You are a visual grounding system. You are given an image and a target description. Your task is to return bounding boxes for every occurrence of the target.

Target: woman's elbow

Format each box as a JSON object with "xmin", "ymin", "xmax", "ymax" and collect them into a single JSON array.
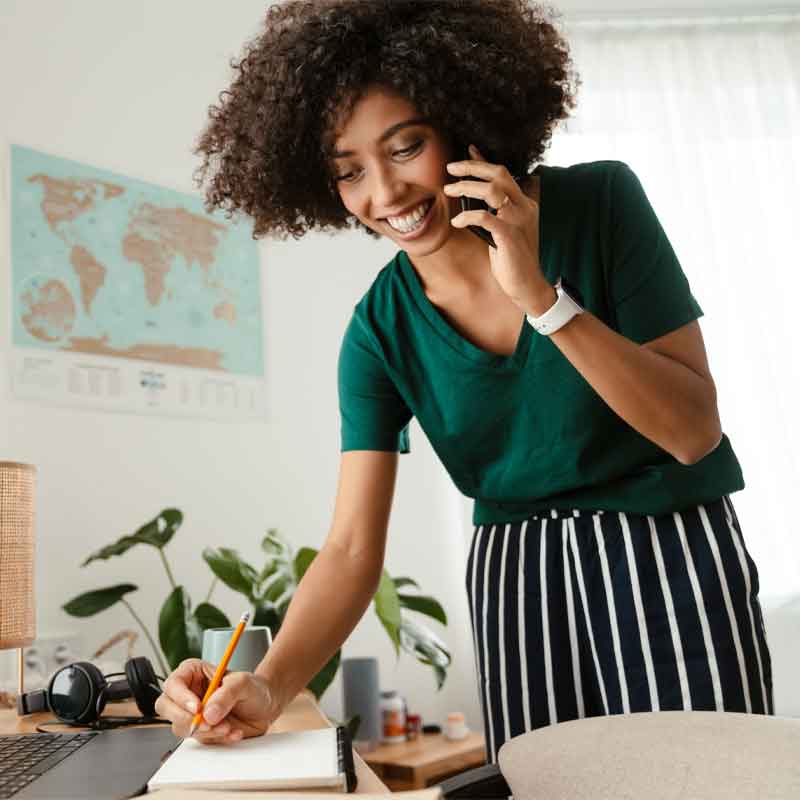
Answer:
[{"xmin": 678, "ymin": 422, "xmax": 724, "ymax": 466}]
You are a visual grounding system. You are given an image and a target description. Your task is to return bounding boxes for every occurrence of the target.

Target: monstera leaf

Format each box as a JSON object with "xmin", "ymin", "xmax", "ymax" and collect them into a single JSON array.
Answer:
[
  {"xmin": 392, "ymin": 577, "xmax": 420, "ymax": 591},
  {"xmin": 399, "ymin": 617, "xmax": 451, "ymax": 689},
  {"xmin": 397, "ymin": 593, "xmax": 447, "ymax": 626},
  {"xmin": 374, "ymin": 570, "xmax": 402, "ymax": 655},
  {"xmin": 193, "ymin": 602, "xmax": 230, "ymax": 631},
  {"xmin": 253, "ymin": 603, "xmax": 283, "ymax": 633},
  {"xmin": 307, "ymin": 649, "xmax": 341, "ymax": 701},
  {"xmin": 63, "ymin": 584, "xmax": 138, "ymax": 617},
  {"xmin": 159, "ymin": 587, "xmax": 194, "ymax": 669},
  {"xmin": 254, "ymin": 531, "xmax": 297, "ymax": 611},
  {"xmin": 293, "ymin": 547, "xmax": 317, "ymax": 581},
  {"xmin": 81, "ymin": 510, "xmax": 183, "ymax": 566},
  {"xmin": 202, "ymin": 547, "xmax": 259, "ymax": 600},
  {"xmin": 158, "ymin": 586, "xmax": 230, "ymax": 670}
]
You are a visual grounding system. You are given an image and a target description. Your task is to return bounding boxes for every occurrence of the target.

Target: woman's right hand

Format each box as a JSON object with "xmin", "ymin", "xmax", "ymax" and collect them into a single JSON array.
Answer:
[{"xmin": 154, "ymin": 658, "xmax": 285, "ymax": 744}]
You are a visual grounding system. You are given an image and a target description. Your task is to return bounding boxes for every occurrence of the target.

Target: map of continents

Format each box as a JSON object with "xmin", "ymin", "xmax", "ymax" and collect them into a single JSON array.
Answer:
[{"xmin": 10, "ymin": 144, "xmax": 263, "ymax": 376}]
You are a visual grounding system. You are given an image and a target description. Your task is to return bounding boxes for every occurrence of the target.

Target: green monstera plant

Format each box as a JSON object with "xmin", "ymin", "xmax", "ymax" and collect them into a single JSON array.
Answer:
[{"xmin": 63, "ymin": 509, "xmax": 451, "ymax": 700}]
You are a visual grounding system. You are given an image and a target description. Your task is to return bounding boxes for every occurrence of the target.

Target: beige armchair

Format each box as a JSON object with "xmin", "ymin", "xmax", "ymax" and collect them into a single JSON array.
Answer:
[{"xmin": 439, "ymin": 711, "xmax": 800, "ymax": 799}]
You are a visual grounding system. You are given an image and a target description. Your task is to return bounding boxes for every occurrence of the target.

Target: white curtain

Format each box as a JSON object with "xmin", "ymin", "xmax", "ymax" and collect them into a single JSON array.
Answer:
[
  {"xmin": 455, "ymin": 9, "xmax": 800, "ymax": 712},
  {"xmin": 550, "ymin": 9, "xmax": 800, "ymax": 603}
]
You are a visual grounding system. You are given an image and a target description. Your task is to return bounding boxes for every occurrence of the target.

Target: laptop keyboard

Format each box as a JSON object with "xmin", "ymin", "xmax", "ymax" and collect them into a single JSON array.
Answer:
[{"xmin": 0, "ymin": 733, "xmax": 98, "ymax": 798}]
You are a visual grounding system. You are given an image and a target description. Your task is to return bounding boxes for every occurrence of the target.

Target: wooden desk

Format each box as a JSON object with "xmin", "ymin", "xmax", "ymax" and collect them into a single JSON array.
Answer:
[
  {"xmin": 363, "ymin": 732, "xmax": 486, "ymax": 791},
  {"xmin": 0, "ymin": 692, "xmax": 388, "ymax": 794}
]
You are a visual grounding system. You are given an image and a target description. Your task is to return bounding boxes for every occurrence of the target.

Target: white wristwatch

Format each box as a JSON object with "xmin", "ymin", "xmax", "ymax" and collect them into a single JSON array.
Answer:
[{"xmin": 525, "ymin": 278, "xmax": 584, "ymax": 335}]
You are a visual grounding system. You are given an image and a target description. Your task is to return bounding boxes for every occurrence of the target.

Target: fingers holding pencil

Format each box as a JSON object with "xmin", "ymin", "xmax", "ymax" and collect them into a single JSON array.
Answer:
[
  {"xmin": 188, "ymin": 611, "xmax": 251, "ymax": 737},
  {"xmin": 155, "ymin": 658, "xmax": 219, "ymax": 740},
  {"xmin": 191, "ymin": 673, "xmax": 266, "ymax": 743},
  {"xmin": 161, "ymin": 658, "xmax": 211, "ymax": 712},
  {"xmin": 155, "ymin": 684, "xmax": 237, "ymax": 743},
  {"xmin": 154, "ymin": 659, "xmax": 284, "ymax": 744}
]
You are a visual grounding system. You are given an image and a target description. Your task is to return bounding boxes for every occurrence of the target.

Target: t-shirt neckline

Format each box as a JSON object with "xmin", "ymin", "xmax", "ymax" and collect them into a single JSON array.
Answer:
[{"xmin": 398, "ymin": 164, "xmax": 547, "ymax": 368}]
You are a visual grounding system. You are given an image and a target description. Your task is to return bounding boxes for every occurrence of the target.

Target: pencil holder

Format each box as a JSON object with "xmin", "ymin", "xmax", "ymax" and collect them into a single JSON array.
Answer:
[{"xmin": 201, "ymin": 625, "xmax": 271, "ymax": 672}]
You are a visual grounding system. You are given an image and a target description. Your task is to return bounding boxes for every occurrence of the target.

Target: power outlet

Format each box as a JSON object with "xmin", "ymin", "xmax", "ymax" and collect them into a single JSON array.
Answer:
[{"xmin": 21, "ymin": 633, "xmax": 85, "ymax": 691}]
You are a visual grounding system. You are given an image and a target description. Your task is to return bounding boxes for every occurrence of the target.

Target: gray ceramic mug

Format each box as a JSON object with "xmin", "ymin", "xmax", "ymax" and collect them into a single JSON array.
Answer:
[{"xmin": 201, "ymin": 625, "xmax": 272, "ymax": 672}]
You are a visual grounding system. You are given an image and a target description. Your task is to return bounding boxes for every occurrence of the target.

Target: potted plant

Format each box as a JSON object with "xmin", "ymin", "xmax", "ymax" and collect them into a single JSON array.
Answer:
[{"xmin": 63, "ymin": 509, "xmax": 451, "ymax": 700}]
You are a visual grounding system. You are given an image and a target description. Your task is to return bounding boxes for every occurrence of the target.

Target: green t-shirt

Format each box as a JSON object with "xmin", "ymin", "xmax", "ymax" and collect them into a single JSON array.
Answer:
[{"xmin": 338, "ymin": 160, "xmax": 744, "ymax": 524}]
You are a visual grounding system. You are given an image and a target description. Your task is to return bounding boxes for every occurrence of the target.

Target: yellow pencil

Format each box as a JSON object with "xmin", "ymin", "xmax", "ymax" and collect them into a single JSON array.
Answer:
[{"xmin": 188, "ymin": 611, "xmax": 250, "ymax": 738}]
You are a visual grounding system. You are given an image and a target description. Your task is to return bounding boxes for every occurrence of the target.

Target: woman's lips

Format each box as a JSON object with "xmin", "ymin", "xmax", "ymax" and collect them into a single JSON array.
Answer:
[{"xmin": 384, "ymin": 198, "xmax": 436, "ymax": 240}]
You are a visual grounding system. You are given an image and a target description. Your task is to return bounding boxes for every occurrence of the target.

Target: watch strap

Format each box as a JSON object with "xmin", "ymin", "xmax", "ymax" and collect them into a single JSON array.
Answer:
[{"xmin": 525, "ymin": 279, "xmax": 584, "ymax": 335}]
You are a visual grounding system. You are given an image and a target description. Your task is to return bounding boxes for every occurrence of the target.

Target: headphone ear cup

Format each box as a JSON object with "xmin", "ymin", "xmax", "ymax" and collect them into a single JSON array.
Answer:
[
  {"xmin": 50, "ymin": 661, "xmax": 105, "ymax": 725},
  {"xmin": 126, "ymin": 656, "xmax": 160, "ymax": 717},
  {"xmin": 80, "ymin": 662, "xmax": 108, "ymax": 723}
]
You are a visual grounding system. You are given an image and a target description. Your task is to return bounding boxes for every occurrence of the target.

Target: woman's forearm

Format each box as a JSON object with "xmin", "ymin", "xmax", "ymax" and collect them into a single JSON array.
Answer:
[
  {"xmin": 548, "ymin": 310, "xmax": 721, "ymax": 465},
  {"xmin": 254, "ymin": 540, "xmax": 382, "ymax": 706}
]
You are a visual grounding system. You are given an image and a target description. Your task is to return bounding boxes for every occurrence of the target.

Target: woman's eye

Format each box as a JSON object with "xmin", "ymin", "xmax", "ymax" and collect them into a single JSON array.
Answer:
[
  {"xmin": 394, "ymin": 141, "xmax": 423, "ymax": 157},
  {"xmin": 334, "ymin": 141, "xmax": 422, "ymax": 183},
  {"xmin": 335, "ymin": 170, "xmax": 360, "ymax": 183}
]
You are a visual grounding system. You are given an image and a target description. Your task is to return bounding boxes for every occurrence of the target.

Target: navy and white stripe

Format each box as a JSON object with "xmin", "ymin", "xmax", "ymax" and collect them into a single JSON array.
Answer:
[{"xmin": 465, "ymin": 495, "xmax": 773, "ymax": 763}]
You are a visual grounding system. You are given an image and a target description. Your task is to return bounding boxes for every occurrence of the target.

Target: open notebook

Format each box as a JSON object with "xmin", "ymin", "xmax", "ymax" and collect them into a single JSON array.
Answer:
[{"xmin": 148, "ymin": 725, "xmax": 357, "ymax": 793}]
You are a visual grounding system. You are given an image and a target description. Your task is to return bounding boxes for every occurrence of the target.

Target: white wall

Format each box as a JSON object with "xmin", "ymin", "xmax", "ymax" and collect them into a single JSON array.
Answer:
[{"xmin": 0, "ymin": 0, "xmax": 481, "ymax": 730}]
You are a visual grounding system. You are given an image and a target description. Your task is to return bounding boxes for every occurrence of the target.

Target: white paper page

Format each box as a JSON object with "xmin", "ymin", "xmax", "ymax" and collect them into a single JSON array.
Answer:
[{"xmin": 148, "ymin": 727, "xmax": 343, "ymax": 791}]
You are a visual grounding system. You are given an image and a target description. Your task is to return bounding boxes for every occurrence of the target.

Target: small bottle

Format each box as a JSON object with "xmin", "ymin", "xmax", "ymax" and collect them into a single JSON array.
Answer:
[
  {"xmin": 406, "ymin": 713, "xmax": 422, "ymax": 740},
  {"xmin": 444, "ymin": 711, "xmax": 469, "ymax": 740},
  {"xmin": 380, "ymin": 690, "xmax": 407, "ymax": 743}
]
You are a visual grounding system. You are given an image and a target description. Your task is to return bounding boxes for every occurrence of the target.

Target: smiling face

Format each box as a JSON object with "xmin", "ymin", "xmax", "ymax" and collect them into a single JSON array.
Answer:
[{"xmin": 330, "ymin": 86, "xmax": 465, "ymax": 256}]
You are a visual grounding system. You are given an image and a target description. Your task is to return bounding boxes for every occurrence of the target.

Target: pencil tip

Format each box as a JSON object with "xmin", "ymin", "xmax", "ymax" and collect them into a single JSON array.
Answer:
[{"xmin": 188, "ymin": 723, "xmax": 197, "ymax": 738}]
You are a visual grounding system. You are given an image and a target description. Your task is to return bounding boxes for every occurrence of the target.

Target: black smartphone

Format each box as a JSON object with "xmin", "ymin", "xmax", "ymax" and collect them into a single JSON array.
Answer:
[
  {"xmin": 460, "ymin": 193, "xmax": 497, "ymax": 248},
  {"xmin": 457, "ymin": 146, "xmax": 497, "ymax": 248},
  {"xmin": 453, "ymin": 147, "xmax": 529, "ymax": 249}
]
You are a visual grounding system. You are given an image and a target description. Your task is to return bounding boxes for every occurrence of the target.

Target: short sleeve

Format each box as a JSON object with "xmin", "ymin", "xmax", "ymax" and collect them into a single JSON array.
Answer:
[
  {"xmin": 338, "ymin": 312, "xmax": 412, "ymax": 453},
  {"xmin": 609, "ymin": 162, "xmax": 703, "ymax": 344}
]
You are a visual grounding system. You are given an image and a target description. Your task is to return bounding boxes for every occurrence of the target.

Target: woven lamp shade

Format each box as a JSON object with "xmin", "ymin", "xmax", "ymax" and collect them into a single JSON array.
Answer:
[{"xmin": 0, "ymin": 462, "xmax": 36, "ymax": 650}]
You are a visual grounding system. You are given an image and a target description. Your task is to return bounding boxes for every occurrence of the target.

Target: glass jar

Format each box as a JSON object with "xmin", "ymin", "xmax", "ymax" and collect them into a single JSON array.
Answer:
[{"xmin": 380, "ymin": 690, "xmax": 407, "ymax": 743}]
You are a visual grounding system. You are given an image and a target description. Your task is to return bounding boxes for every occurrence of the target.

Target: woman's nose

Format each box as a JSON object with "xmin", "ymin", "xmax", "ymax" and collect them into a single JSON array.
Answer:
[{"xmin": 369, "ymin": 166, "xmax": 408, "ymax": 211}]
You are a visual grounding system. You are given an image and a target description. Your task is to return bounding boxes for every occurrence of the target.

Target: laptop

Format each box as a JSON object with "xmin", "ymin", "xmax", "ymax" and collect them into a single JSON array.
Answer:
[{"xmin": 0, "ymin": 727, "xmax": 178, "ymax": 799}]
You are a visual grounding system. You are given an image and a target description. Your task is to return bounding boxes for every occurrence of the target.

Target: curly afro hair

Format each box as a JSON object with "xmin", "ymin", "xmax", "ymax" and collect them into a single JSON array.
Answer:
[{"xmin": 193, "ymin": 0, "xmax": 580, "ymax": 240}]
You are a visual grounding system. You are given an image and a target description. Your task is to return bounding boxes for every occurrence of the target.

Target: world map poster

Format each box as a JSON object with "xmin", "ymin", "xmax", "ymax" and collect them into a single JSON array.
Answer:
[{"xmin": 7, "ymin": 144, "xmax": 266, "ymax": 419}]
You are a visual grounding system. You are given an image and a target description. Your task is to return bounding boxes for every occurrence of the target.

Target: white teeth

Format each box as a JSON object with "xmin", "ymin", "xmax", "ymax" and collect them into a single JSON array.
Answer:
[{"xmin": 387, "ymin": 200, "xmax": 431, "ymax": 232}]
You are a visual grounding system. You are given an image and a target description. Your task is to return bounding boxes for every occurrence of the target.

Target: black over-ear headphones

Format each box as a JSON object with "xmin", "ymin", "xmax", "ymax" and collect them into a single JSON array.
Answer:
[{"xmin": 17, "ymin": 657, "xmax": 166, "ymax": 728}]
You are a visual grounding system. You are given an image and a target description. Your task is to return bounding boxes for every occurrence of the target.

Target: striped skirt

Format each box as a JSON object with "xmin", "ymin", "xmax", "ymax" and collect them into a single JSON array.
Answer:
[{"xmin": 465, "ymin": 495, "xmax": 773, "ymax": 763}]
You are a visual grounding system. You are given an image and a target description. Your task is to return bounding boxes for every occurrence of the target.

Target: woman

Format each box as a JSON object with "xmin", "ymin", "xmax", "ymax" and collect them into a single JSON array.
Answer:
[{"xmin": 154, "ymin": 0, "xmax": 773, "ymax": 761}]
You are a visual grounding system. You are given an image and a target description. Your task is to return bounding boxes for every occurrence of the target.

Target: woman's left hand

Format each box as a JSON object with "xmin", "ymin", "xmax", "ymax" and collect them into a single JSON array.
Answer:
[{"xmin": 444, "ymin": 144, "xmax": 553, "ymax": 314}]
